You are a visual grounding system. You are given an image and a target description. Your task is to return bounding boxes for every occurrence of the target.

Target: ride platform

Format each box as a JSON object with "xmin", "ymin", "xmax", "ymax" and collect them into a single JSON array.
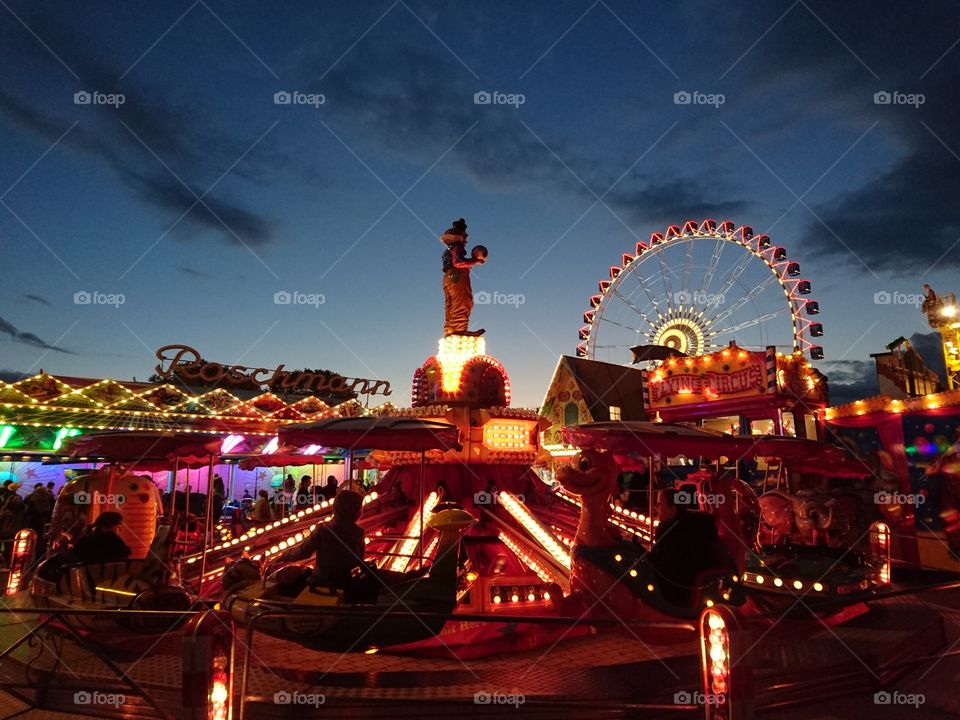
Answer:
[{"xmin": 0, "ymin": 589, "xmax": 951, "ymax": 719}]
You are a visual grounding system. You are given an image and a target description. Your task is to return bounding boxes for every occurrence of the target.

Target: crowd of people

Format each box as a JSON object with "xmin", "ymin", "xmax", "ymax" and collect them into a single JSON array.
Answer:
[
  {"xmin": 0, "ymin": 480, "xmax": 56, "ymax": 560},
  {"xmin": 238, "ymin": 475, "xmax": 341, "ymax": 532}
]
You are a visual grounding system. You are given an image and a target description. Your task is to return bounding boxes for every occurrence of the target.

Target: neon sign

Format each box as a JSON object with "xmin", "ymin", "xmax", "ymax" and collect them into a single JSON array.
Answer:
[
  {"xmin": 154, "ymin": 345, "xmax": 391, "ymax": 398},
  {"xmin": 647, "ymin": 348, "xmax": 769, "ymax": 408}
]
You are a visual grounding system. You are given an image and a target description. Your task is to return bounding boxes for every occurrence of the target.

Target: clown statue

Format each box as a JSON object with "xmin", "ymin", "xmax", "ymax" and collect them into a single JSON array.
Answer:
[{"xmin": 440, "ymin": 218, "xmax": 487, "ymax": 337}]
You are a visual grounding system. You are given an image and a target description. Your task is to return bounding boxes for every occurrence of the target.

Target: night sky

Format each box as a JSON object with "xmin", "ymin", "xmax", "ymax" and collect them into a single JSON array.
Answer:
[{"xmin": 2, "ymin": 1, "xmax": 958, "ymax": 408}]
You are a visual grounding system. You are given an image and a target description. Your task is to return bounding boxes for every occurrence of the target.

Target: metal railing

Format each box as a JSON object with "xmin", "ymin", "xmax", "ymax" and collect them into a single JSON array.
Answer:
[
  {"xmin": 0, "ymin": 605, "xmax": 208, "ymax": 720},
  {"xmin": 235, "ymin": 603, "xmax": 699, "ymax": 719},
  {"xmin": 3, "ymin": 565, "xmax": 955, "ymax": 718}
]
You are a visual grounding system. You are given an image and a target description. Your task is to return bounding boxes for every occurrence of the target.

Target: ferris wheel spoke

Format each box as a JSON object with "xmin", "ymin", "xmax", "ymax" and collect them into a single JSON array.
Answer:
[
  {"xmin": 681, "ymin": 239, "xmax": 695, "ymax": 297},
  {"xmin": 610, "ymin": 286, "xmax": 653, "ymax": 326},
  {"xmin": 654, "ymin": 249, "xmax": 677, "ymax": 311},
  {"xmin": 627, "ymin": 262, "xmax": 667, "ymax": 316},
  {"xmin": 598, "ymin": 315, "xmax": 645, "ymax": 334},
  {"xmin": 708, "ymin": 306, "xmax": 790, "ymax": 337},
  {"xmin": 699, "ymin": 238, "xmax": 725, "ymax": 296},
  {"xmin": 706, "ymin": 273, "xmax": 780, "ymax": 327},
  {"xmin": 710, "ymin": 251, "xmax": 755, "ymax": 311}
]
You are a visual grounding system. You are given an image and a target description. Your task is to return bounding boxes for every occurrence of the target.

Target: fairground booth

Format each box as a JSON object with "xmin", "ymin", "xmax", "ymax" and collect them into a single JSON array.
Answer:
[
  {"xmin": 541, "ymin": 343, "xmax": 829, "ymax": 457},
  {"xmin": 0, "ymin": 344, "xmax": 396, "ymax": 498}
]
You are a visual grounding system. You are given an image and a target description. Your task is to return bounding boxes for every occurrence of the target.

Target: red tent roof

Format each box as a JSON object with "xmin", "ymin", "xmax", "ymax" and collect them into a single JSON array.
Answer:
[
  {"xmin": 62, "ymin": 431, "xmax": 221, "ymax": 468},
  {"xmin": 280, "ymin": 416, "xmax": 461, "ymax": 452},
  {"xmin": 238, "ymin": 453, "xmax": 332, "ymax": 470},
  {"xmin": 562, "ymin": 422, "xmax": 852, "ymax": 464}
]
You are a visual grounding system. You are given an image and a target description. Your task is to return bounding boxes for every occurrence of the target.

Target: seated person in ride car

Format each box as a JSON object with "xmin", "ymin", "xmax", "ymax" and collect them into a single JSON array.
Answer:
[
  {"xmin": 274, "ymin": 490, "xmax": 366, "ymax": 590},
  {"xmin": 251, "ymin": 489, "xmax": 272, "ymax": 523},
  {"xmin": 321, "ymin": 475, "xmax": 339, "ymax": 502},
  {"xmin": 650, "ymin": 490, "xmax": 719, "ymax": 606},
  {"xmin": 73, "ymin": 512, "xmax": 132, "ymax": 564}
]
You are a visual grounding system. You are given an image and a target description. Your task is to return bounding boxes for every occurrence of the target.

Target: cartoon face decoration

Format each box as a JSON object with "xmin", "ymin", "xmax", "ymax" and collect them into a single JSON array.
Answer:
[{"xmin": 556, "ymin": 449, "xmax": 618, "ymax": 499}]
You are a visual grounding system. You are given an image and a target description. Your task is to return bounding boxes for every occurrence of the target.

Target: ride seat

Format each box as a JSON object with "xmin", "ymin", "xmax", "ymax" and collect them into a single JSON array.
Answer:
[
  {"xmin": 686, "ymin": 540, "xmax": 737, "ymax": 610},
  {"xmin": 650, "ymin": 511, "xmax": 737, "ymax": 614}
]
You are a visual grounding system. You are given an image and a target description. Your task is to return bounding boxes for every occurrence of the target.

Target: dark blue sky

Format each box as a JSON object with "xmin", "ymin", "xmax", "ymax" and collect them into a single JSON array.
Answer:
[{"xmin": 2, "ymin": 1, "xmax": 958, "ymax": 407}]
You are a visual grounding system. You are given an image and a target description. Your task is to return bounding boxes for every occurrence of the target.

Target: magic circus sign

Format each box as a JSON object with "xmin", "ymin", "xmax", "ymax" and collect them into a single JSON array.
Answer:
[
  {"xmin": 648, "ymin": 365, "xmax": 764, "ymax": 404},
  {"xmin": 646, "ymin": 346, "xmax": 770, "ymax": 408},
  {"xmin": 154, "ymin": 345, "xmax": 392, "ymax": 398}
]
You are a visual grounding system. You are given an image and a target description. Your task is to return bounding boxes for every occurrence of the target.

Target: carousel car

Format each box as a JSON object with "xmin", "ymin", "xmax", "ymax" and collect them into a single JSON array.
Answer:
[
  {"xmin": 28, "ymin": 466, "xmax": 194, "ymax": 633},
  {"xmin": 222, "ymin": 503, "xmax": 477, "ymax": 651},
  {"xmin": 559, "ymin": 422, "xmax": 891, "ymax": 614},
  {"xmin": 742, "ymin": 532, "xmax": 891, "ymax": 609},
  {"xmin": 29, "ymin": 521, "xmax": 194, "ymax": 633},
  {"xmin": 552, "ymin": 447, "xmax": 745, "ymax": 627}
]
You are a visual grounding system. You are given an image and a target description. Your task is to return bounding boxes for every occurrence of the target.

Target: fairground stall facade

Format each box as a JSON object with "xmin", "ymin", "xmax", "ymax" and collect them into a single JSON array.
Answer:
[
  {"xmin": 0, "ymin": 344, "xmax": 393, "ymax": 496},
  {"xmin": 642, "ymin": 344, "xmax": 828, "ymax": 437},
  {"xmin": 540, "ymin": 343, "xmax": 829, "ymax": 456}
]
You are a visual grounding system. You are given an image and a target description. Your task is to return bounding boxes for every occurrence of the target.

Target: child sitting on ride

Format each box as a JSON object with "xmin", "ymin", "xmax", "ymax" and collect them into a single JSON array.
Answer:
[
  {"xmin": 650, "ymin": 489, "xmax": 721, "ymax": 606},
  {"xmin": 73, "ymin": 511, "xmax": 133, "ymax": 564},
  {"xmin": 271, "ymin": 490, "xmax": 368, "ymax": 595},
  {"xmin": 556, "ymin": 450, "xmax": 737, "ymax": 616},
  {"xmin": 251, "ymin": 489, "xmax": 272, "ymax": 523},
  {"xmin": 39, "ymin": 511, "xmax": 133, "ymax": 581}
]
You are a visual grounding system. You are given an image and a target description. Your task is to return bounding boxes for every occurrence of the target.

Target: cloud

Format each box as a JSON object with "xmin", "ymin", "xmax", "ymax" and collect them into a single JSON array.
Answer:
[
  {"xmin": 312, "ymin": 42, "xmax": 749, "ymax": 229},
  {"xmin": 711, "ymin": 2, "xmax": 960, "ymax": 272},
  {"xmin": 822, "ymin": 359, "xmax": 877, "ymax": 405},
  {"xmin": 602, "ymin": 179, "xmax": 748, "ymax": 229},
  {"xmin": 0, "ymin": 370, "xmax": 28, "ymax": 383},
  {"xmin": 0, "ymin": 316, "xmax": 72, "ymax": 354},
  {"xmin": 0, "ymin": 11, "xmax": 281, "ymax": 249},
  {"xmin": 23, "ymin": 294, "xmax": 51, "ymax": 306},
  {"xmin": 177, "ymin": 265, "xmax": 212, "ymax": 279}
]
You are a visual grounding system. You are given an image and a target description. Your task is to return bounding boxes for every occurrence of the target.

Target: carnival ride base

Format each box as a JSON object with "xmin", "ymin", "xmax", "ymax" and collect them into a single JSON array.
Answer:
[{"xmin": 0, "ymin": 590, "xmax": 956, "ymax": 719}]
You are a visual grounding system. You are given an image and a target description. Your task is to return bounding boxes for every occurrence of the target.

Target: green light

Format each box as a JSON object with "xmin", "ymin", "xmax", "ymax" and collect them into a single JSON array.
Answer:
[
  {"xmin": 52, "ymin": 428, "xmax": 81, "ymax": 451},
  {"xmin": 0, "ymin": 426, "xmax": 14, "ymax": 449}
]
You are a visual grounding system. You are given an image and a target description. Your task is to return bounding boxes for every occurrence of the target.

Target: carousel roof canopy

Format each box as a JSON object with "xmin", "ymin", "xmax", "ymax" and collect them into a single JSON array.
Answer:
[
  {"xmin": 562, "ymin": 421, "xmax": 851, "ymax": 462},
  {"xmin": 60, "ymin": 430, "xmax": 222, "ymax": 468},
  {"xmin": 562, "ymin": 421, "xmax": 749, "ymax": 458},
  {"xmin": 280, "ymin": 416, "xmax": 462, "ymax": 452}
]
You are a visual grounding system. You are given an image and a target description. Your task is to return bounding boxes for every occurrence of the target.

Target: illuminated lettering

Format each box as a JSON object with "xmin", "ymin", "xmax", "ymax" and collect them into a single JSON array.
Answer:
[
  {"xmin": 649, "ymin": 363, "xmax": 764, "ymax": 406},
  {"xmin": 153, "ymin": 345, "xmax": 390, "ymax": 397}
]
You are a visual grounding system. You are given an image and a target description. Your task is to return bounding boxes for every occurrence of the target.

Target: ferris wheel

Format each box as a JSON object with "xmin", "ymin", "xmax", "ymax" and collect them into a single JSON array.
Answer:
[{"xmin": 577, "ymin": 219, "xmax": 823, "ymax": 363}]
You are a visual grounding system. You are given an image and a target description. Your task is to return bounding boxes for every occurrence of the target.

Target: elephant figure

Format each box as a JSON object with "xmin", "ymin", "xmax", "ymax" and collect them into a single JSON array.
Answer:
[
  {"xmin": 759, "ymin": 490, "xmax": 868, "ymax": 548},
  {"xmin": 758, "ymin": 490, "xmax": 801, "ymax": 545},
  {"xmin": 822, "ymin": 491, "xmax": 871, "ymax": 547}
]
